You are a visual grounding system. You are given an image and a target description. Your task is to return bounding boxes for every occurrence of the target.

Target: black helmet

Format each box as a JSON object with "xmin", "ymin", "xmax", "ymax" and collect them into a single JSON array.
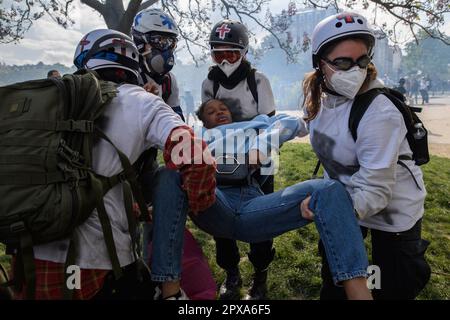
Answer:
[{"xmin": 209, "ymin": 19, "xmax": 249, "ymax": 50}]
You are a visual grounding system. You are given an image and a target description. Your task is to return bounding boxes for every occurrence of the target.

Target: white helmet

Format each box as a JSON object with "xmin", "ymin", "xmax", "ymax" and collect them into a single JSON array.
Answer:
[
  {"xmin": 311, "ymin": 12, "xmax": 375, "ymax": 69},
  {"xmin": 132, "ymin": 8, "xmax": 179, "ymax": 37},
  {"xmin": 73, "ymin": 29, "xmax": 140, "ymax": 80}
]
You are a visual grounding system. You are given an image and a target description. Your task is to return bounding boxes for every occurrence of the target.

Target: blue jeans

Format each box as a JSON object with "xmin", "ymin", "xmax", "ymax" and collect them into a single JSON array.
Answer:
[
  {"xmin": 150, "ymin": 168, "xmax": 188, "ymax": 282},
  {"xmin": 151, "ymin": 168, "xmax": 369, "ymax": 284}
]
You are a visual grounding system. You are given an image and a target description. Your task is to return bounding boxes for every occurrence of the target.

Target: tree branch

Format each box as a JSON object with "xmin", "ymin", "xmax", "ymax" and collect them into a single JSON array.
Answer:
[
  {"xmin": 371, "ymin": 0, "xmax": 445, "ymax": 17},
  {"xmin": 119, "ymin": 0, "xmax": 143, "ymax": 34},
  {"xmin": 80, "ymin": 0, "xmax": 106, "ymax": 16},
  {"xmin": 304, "ymin": 0, "xmax": 330, "ymax": 9},
  {"xmin": 160, "ymin": 0, "xmax": 210, "ymax": 65},
  {"xmin": 37, "ymin": 0, "xmax": 73, "ymax": 28},
  {"xmin": 139, "ymin": 0, "xmax": 159, "ymax": 11},
  {"xmin": 220, "ymin": 0, "xmax": 297, "ymax": 61},
  {"xmin": 186, "ymin": 0, "xmax": 205, "ymax": 32},
  {"xmin": 370, "ymin": 0, "xmax": 450, "ymax": 45}
]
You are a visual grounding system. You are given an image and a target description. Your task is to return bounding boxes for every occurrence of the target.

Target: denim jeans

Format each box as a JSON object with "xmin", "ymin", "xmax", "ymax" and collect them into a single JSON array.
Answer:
[
  {"xmin": 214, "ymin": 175, "xmax": 275, "ymax": 273},
  {"xmin": 319, "ymin": 219, "xmax": 431, "ymax": 300},
  {"xmin": 149, "ymin": 168, "xmax": 188, "ymax": 282},
  {"xmin": 151, "ymin": 168, "xmax": 369, "ymax": 284}
]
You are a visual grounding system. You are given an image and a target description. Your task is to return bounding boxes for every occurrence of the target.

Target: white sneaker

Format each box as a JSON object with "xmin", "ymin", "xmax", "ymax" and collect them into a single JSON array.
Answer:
[
  {"xmin": 165, "ymin": 289, "xmax": 189, "ymax": 300},
  {"xmin": 154, "ymin": 287, "xmax": 189, "ymax": 300}
]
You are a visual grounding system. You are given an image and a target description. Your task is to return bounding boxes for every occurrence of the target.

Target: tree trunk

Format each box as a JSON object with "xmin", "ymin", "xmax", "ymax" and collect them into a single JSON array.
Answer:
[
  {"xmin": 118, "ymin": 0, "xmax": 144, "ymax": 35},
  {"xmin": 80, "ymin": 0, "xmax": 161, "ymax": 35},
  {"xmin": 103, "ymin": 6, "xmax": 125, "ymax": 31}
]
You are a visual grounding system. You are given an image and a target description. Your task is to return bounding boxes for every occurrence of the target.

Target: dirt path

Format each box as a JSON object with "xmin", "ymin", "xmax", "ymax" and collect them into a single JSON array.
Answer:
[{"xmin": 420, "ymin": 96, "xmax": 450, "ymax": 158}]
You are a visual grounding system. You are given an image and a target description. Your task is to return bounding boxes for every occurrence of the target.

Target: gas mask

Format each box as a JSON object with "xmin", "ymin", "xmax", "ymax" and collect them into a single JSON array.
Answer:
[{"xmin": 142, "ymin": 48, "xmax": 175, "ymax": 76}]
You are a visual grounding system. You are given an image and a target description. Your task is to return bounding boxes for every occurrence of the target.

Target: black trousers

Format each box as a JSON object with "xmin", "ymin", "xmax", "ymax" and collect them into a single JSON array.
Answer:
[
  {"xmin": 319, "ymin": 219, "xmax": 431, "ymax": 300},
  {"xmin": 92, "ymin": 259, "xmax": 156, "ymax": 300},
  {"xmin": 214, "ymin": 176, "xmax": 275, "ymax": 273}
]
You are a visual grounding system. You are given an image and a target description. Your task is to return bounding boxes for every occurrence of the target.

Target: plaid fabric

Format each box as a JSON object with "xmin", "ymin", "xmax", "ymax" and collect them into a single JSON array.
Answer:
[
  {"xmin": 14, "ymin": 258, "xmax": 109, "ymax": 300},
  {"xmin": 163, "ymin": 126, "xmax": 216, "ymax": 213}
]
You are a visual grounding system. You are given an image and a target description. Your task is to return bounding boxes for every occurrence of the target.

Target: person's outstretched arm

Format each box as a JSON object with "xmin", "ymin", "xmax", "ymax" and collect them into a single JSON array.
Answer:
[
  {"xmin": 249, "ymin": 113, "xmax": 308, "ymax": 156},
  {"xmin": 139, "ymin": 87, "xmax": 217, "ymax": 214}
]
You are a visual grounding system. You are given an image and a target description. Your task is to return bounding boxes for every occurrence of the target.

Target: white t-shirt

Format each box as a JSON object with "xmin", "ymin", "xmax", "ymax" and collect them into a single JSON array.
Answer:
[
  {"xmin": 33, "ymin": 84, "xmax": 185, "ymax": 269},
  {"xmin": 201, "ymin": 70, "xmax": 275, "ymax": 121},
  {"xmin": 141, "ymin": 71, "xmax": 180, "ymax": 109},
  {"xmin": 308, "ymin": 79, "xmax": 426, "ymax": 232}
]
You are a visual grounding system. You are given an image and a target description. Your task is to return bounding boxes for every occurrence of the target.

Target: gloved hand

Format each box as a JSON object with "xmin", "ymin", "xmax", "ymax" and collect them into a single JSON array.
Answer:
[{"xmin": 163, "ymin": 126, "xmax": 216, "ymax": 214}]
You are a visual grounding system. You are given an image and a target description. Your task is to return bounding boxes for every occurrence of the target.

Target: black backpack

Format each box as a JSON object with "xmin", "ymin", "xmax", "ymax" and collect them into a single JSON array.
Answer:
[
  {"xmin": 312, "ymin": 88, "xmax": 429, "ymax": 187},
  {"xmin": 349, "ymin": 87, "xmax": 429, "ymax": 166}
]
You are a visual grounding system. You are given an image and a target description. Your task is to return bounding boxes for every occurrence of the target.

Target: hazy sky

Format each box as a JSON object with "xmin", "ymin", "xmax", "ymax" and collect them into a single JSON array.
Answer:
[{"xmin": 0, "ymin": 0, "xmax": 448, "ymax": 66}]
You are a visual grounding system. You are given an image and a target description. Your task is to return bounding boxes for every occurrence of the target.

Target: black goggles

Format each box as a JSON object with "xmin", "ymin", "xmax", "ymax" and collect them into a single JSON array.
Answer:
[{"xmin": 323, "ymin": 54, "xmax": 372, "ymax": 71}]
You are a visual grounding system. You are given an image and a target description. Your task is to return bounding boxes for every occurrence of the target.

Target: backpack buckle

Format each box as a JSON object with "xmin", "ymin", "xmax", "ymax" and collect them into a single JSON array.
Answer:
[
  {"xmin": 85, "ymin": 121, "xmax": 94, "ymax": 132},
  {"xmin": 68, "ymin": 120, "xmax": 94, "ymax": 132},
  {"xmin": 68, "ymin": 176, "xmax": 79, "ymax": 189},
  {"xmin": 10, "ymin": 222, "xmax": 25, "ymax": 234},
  {"xmin": 58, "ymin": 139, "xmax": 84, "ymax": 166}
]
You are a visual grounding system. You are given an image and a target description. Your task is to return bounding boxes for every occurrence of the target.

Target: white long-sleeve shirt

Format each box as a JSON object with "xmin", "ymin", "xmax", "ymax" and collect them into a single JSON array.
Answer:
[
  {"xmin": 308, "ymin": 79, "xmax": 426, "ymax": 232},
  {"xmin": 201, "ymin": 70, "xmax": 275, "ymax": 121},
  {"xmin": 34, "ymin": 84, "xmax": 185, "ymax": 269}
]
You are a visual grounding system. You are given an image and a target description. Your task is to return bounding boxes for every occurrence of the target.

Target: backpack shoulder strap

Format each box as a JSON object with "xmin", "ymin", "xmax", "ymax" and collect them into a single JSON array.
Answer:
[
  {"xmin": 162, "ymin": 74, "xmax": 172, "ymax": 102},
  {"xmin": 212, "ymin": 79, "xmax": 220, "ymax": 99},
  {"xmin": 349, "ymin": 88, "xmax": 383, "ymax": 141},
  {"xmin": 246, "ymin": 68, "xmax": 259, "ymax": 105},
  {"xmin": 93, "ymin": 128, "xmax": 149, "ymax": 278},
  {"xmin": 379, "ymin": 88, "xmax": 414, "ymax": 127},
  {"xmin": 312, "ymin": 160, "xmax": 321, "ymax": 179}
]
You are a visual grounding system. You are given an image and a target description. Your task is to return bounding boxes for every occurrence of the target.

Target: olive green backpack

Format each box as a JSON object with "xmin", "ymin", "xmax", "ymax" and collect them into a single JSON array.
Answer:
[{"xmin": 0, "ymin": 70, "xmax": 148, "ymax": 299}]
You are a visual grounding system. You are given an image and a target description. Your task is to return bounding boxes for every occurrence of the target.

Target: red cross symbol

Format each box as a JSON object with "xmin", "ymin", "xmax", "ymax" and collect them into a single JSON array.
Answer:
[
  {"xmin": 216, "ymin": 24, "xmax": 231, "ymax": 40},
  {"xmin": 79, "ymin": 35, "xmax": 90, "ymax": 52},
  {"xmin": 337, "ymin": 14, "xmax": 355, "ymax": 23},
  {"xmin": 112, "ymin": 38, "xmax": 127, "ymax": 55}
]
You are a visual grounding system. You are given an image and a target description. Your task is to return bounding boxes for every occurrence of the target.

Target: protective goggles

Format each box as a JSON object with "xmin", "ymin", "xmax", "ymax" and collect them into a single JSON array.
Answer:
[
  {"xmin": 323, "ymin": 54, "xmax": 372, "ymax": 71},
  {"xmin": 211, "ymin": 48, "xmax": 242, "ymax": 64},
  {"xmin": 144, "ymin": 34, "xmax": 178, "ymax": 51}
]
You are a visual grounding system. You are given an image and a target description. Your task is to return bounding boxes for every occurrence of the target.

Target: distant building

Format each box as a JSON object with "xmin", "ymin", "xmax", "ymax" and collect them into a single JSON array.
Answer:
[
  {"xmin": 258, "ymin": 8, "xmax": 338, "ymax": 109},
  {"xmin": 371, "ymin": 30, "xmax": 403, "ymax": 83},
  {"xmin": 287, "ymin": 7, "xmax": 338, "ymax": 44},
  {"xmin": 392, "ymin": 45, "xmax": 403, "ymax": 79}
]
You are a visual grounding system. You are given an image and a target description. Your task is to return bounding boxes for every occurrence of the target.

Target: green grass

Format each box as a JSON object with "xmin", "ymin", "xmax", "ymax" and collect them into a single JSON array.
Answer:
[
  {"xmin": 1, "ymin": 143, "xmax": 449, "ymax": 299},
  {"xmin": 190, "ymin": 143, "xmax": 450, "ymax": 300}
]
